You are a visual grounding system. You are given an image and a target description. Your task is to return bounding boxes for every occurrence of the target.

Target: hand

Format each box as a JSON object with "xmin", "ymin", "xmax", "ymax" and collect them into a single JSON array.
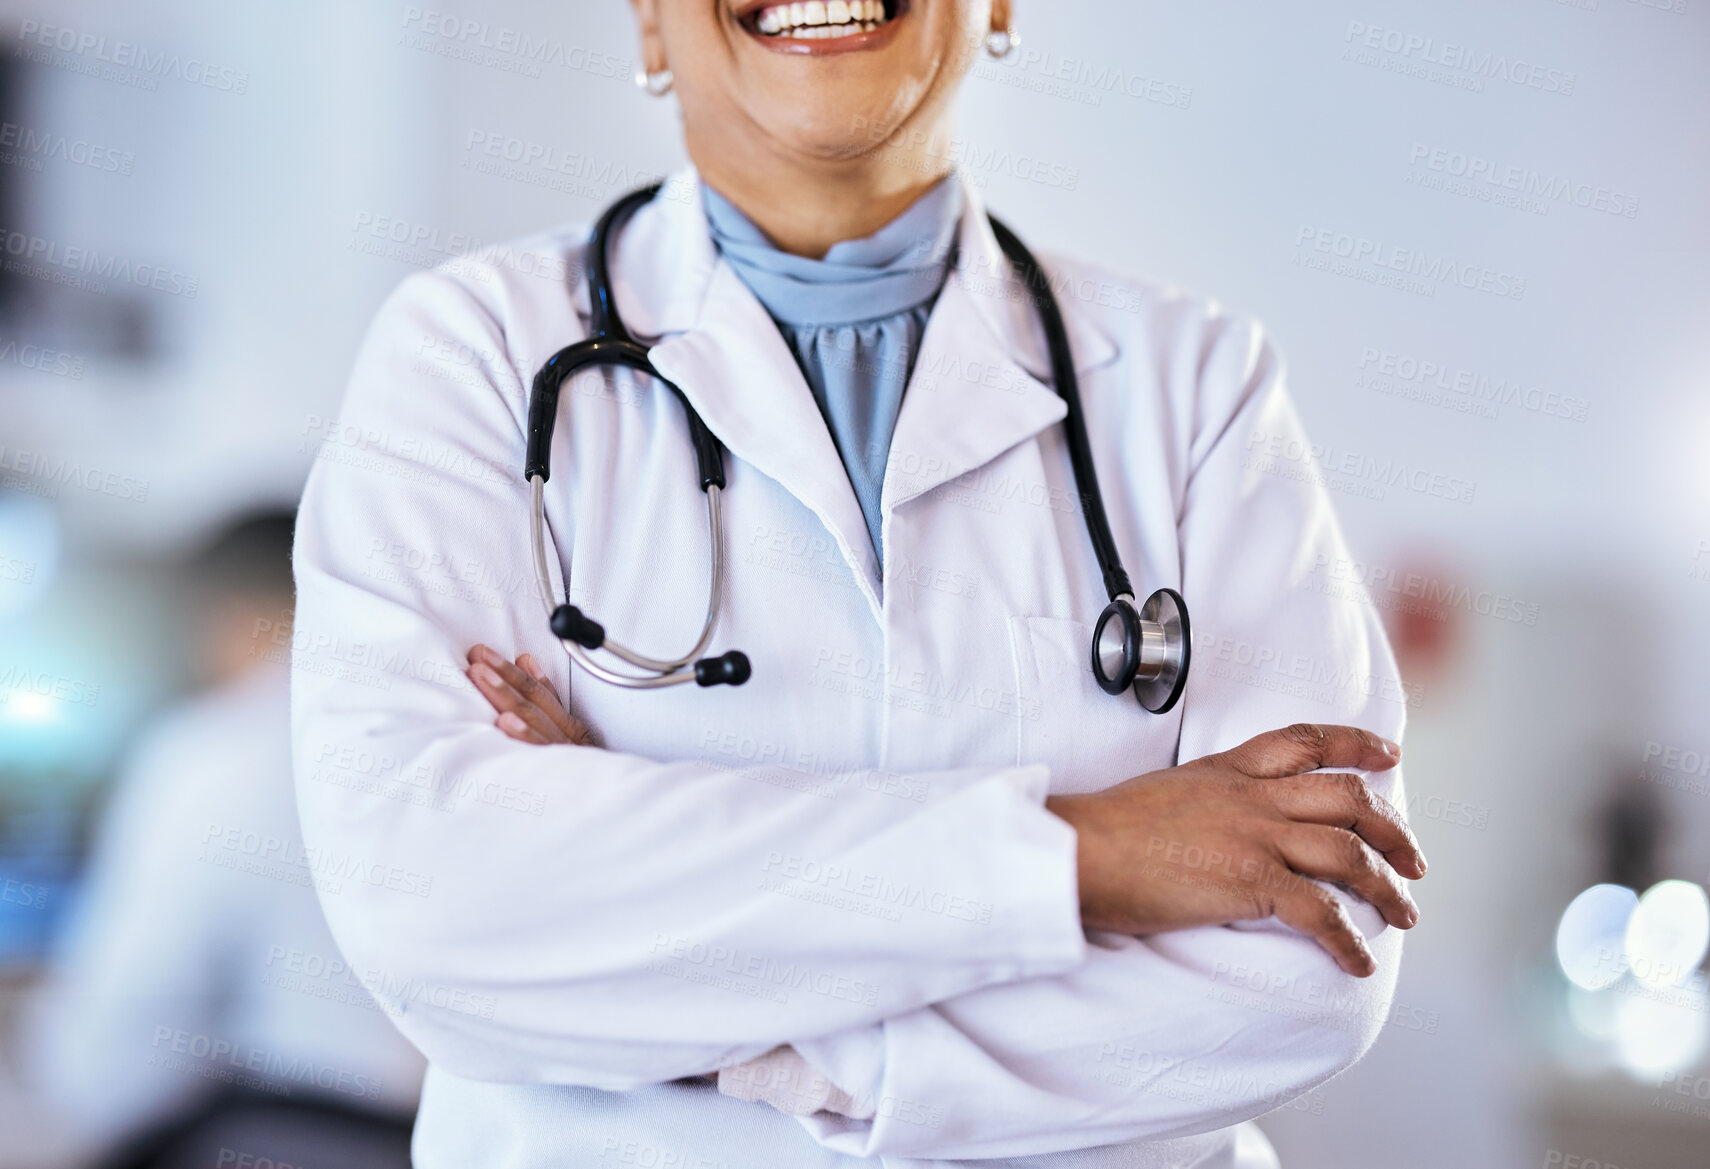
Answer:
[
  {"xmin": 1045, "ymin": 724, "xmax": 1424, "ymax": 977},
  {"xmin": 466, "ymin": 644, "xmax": 596, "ymax": 746}
]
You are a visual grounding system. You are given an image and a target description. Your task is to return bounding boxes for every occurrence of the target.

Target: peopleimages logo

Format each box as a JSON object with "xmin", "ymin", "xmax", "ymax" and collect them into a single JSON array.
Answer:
[
  {"xmin": 0, "ymin": 228, "xmax": 198, "ymax": 297},
  {"xmin": 1407, "ymin": 144, "xmax": 1639, "ymax": 220},
  {"xmin": 399, "ymin": 7, "xmax": 634, "ymax": 82},
  {"xmin": 1357, "ymin": 347, "xmax": 1588, "ymax": 423},
  {"xmin": 1244, "ymin": 430, "xmax": 1479, "ymax": 506},
  {"xmin": 16, "ymin": 19, "xmax": 250, "ymax": 94},
  {"xmin": 1342, "ymin": 20, "xmax": 1577, "ymax": 96},
  {"xmin": 1295, "ymin": 225, "xmax": 1526, "ymax": 302},
  {"xmin": 0, "ymin": 122, "xmax": 135, "ymax": 175}
]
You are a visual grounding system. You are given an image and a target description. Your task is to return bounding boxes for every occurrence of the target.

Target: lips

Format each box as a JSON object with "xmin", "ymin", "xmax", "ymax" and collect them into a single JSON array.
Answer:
[{"xmin": 738, "ymin": 0, "xmax": 907, "ymax": 52}]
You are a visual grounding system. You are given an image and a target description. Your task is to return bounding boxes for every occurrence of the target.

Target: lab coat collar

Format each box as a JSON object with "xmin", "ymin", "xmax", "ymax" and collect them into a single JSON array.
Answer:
[
  {"xmin": 627, "ymin": 171, "xmax": 878, "ymax": 612},
  {"xmin": 606, "ymin": 167, "xmax": 1119, "ymax": 612},
  {"xmin": 948, "ymin": 177, "xmax": 1120, "ymax": 382},
  {"xmin": 880, "ymin": 178, "xmax": 1119, "ymax": 517},
  {"xmin": 599, "ymin": 167, "xmax": 1119, "ymax": 376},
  {"xmin": 652, "ymin": 257, "xmax": 888, "ymax": 615}
]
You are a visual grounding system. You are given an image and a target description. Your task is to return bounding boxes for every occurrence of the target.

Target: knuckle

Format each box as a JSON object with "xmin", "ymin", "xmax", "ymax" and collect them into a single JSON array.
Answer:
[
  {"xmin": 1342, "ymin": 776, "xmax": 1377, "ymax": 813},
  {"xmin": 1216, "ymin": 746, "xmax": 1256, "ymax": 777},
  {"xmin": 1339, "ymin": 832, "xmax": 1373, "ymax": 872},
  {"xmin": 1225, "ymin": 773, "xmax": 1261, "ymax": 803},
  {"xmin": 1316, "ymin": 895, "xmax": 1346, "ymax": 933},
  {"xmin": 1283, "ymin": 723, "xmax": 1324, "ymax": 749},
  {"xmin": 1376, "ymin": 794, "xmax": 1409, "ymax": 830}
]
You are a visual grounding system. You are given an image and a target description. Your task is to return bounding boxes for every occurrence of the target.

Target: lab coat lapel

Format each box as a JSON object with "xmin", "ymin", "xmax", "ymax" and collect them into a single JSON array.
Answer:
[
  {"xmin": 645, "ymin": 215, "xmax": 884, "ymax": 616},
  {"xmin": 613, "ymin": 170, "xmax": 1121, "ymax": 616},
  {"xmin": 596, "ymin": 170, "xmax": 882, "ymax": 612},
  {"xmin": 883, "ymin": 181, "xmax": 1119, "ymax": 515}
]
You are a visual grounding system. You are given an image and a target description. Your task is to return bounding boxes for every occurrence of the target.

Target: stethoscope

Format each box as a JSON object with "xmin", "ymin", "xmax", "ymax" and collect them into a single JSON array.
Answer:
[{"xmin": 525, "ymin": 184, "xmax": 1192, "ymax": 714}]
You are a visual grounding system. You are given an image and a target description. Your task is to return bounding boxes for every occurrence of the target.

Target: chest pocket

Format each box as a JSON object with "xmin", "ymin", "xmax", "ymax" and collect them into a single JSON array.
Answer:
[{"xmin": 1008, "ymin": 615, "xmax": 1181, "ymax": 795}]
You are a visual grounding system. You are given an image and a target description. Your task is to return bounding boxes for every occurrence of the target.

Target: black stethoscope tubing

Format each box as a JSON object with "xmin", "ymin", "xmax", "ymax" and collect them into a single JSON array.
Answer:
[{"xmin": 524, "ymin": 183, "xmax": 1189, "ymax": 711}]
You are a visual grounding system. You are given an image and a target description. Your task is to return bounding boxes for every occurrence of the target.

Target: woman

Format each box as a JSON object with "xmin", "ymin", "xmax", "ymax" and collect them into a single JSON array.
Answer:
[{"xmin": 291, "ymin": 2, "xmax": 1425, "ymax": 1166}]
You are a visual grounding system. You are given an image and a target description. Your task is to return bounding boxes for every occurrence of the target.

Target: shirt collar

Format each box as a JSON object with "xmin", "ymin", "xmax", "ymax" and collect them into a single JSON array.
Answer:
[
  {"xmin": 586, "ymin": 164, "xmax": 1118, "ymax": 378},
  {"xmin": 700, "ymin": 177, "xmax": 963, "ymax": 327}
]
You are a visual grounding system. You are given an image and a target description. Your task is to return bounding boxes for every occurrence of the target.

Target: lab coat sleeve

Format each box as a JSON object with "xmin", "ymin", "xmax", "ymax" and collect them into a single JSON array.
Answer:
[
  {"xmin": 790, "ymin": 311, "xmax": 1413, "ymax": 1160},
  {"xmin": 289, "ymin": 267, "xmax": 1087, "ymax": 1089}
]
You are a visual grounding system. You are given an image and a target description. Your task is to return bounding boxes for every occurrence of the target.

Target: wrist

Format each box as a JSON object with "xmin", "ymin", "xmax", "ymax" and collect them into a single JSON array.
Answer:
[{"xmin": 1044, "ymin": 794, "xmax": 1095, "ymax": 925}]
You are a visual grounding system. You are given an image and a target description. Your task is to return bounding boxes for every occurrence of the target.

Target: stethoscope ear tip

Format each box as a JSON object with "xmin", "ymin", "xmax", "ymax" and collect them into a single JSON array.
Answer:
[
  {"xmin": 695, "ymin": 651, "xmax": 751, "ymax": 688},
  {"xmin": 551, "ymin": 605, "xmax": 607, "ymax": 650}
]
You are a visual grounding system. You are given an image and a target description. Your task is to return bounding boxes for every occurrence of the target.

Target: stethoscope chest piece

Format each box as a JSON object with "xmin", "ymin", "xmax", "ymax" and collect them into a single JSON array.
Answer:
[{"xmin": 1091, "ymin": 588, "xmax": 1192, "ymax": 714}]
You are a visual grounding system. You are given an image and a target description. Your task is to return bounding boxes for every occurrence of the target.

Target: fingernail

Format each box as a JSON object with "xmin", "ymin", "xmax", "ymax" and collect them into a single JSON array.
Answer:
[
  {"xmin": 1382, "ymin": 738, "xmax": 1401, "ymax": 757},
  {"xmin": 498, "ymin": 712, "xmax": 524, "ymax": 732},
  {"xmin": 475, "ymin": 663, "xmax": 503, "ymax": 687}
]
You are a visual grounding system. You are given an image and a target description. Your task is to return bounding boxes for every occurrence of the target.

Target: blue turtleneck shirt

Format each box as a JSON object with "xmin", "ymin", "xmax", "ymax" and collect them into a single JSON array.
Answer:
[{"xmin": 701, "ymin": 179, "xmax": 963, "ymax": 566}]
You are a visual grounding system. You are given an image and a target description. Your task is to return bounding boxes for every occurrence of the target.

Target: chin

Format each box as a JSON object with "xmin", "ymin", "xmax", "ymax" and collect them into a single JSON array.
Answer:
[{"xmin": 764, "ymin": 76, "xmax": 932, "ymax": 162}]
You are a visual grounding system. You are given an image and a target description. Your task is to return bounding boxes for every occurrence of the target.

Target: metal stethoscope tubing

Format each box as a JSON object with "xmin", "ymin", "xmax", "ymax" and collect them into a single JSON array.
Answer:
[
  {"xmin": 523, "ymin": 184, "xmax": 751, "ymax": 691},
  {"xmin": 529, "ymin": 475, "xmax": 742, "ymax": 689}
]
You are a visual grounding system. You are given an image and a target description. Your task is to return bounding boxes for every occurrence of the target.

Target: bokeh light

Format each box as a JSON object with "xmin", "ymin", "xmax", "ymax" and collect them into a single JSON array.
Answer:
[
  {"xmin": 1556, "ymin": 884, "xmax": 1639, "ymax": 992},
  {"xmin": 1612, "ymin": 978, "xmax": 1710, "ymax": 1078},
  {"xmin": 1625, "ymin": 880, "xmax": 1710, "ymax": 990}
]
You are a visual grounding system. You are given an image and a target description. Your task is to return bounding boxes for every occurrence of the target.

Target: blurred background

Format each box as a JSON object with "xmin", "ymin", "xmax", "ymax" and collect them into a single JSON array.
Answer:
[{"xmin": 0, "ymin": 0, "xmax": 1706, "ymax": 1166}]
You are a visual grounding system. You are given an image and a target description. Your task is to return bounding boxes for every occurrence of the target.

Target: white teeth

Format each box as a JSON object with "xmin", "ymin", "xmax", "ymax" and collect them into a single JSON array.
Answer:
[
  {"xmin": 754, "ymin": 0, "xmax": 889, "ymax": 35},
  {"xmin": 779, "ymin": 19, "xmax": 877, "ymax": 36}
]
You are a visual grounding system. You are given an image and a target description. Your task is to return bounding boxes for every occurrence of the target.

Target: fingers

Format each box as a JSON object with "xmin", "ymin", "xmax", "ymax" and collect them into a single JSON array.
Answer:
[
  {"xmin": 1270, "ymin": 881, "xmax": 1379, "ymax": 978},
  {"xmin": 516, "ymin": 653, "xmax": 562, "ymax": 705},
  {"xmin": 1220, "ymin": 723, "xmax": 1400, "ymax": 780},
  {"xmin": 1270, "ymin": 771, "xmax": 1427, "ymax": 879},
  {"xmin": 470, "ymin": 660, "xmax": 568, "ymax": 744},
  {"xmin": 516, "ymin": 652, "xmax": 594, "ymax": 744},
  {"xmin": 496, "ymin": 709, "xmax": 554, "ymax": 746},
  {"xmin": 1274, "ymin": 824, "xmax": 1419, "ymax": 931},
  {"xmin": 466, "ymin": 644, "xmax": 593, "ymax": 746}
]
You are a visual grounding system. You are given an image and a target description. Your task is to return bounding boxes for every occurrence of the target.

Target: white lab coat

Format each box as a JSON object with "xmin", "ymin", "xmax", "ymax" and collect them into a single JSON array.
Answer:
[{"xmin": 291, "ymin": 168, "xmax": 1409, "ymax": 1168}]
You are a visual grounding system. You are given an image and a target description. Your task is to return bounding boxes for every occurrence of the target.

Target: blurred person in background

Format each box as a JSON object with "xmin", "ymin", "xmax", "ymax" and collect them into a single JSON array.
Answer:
[{"xmin": 21, "ymin": 512, "xmax": 423, "ymax": 1169}]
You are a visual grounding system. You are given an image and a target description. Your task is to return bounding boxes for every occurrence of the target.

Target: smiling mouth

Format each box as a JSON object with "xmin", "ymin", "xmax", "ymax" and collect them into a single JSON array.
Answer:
[{"xmin": 745, "ymin": 1, "xmax": 902, "ymax": 41}]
